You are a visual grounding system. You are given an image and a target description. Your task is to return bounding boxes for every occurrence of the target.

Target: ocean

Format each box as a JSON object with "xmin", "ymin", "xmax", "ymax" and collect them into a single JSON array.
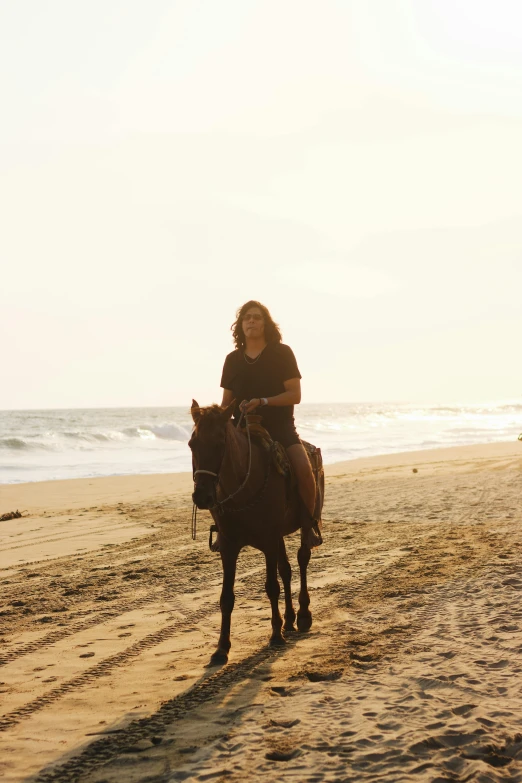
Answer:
[{"xmin": 0, "ymin": 402, "xmax": 521, "ymax": 484}]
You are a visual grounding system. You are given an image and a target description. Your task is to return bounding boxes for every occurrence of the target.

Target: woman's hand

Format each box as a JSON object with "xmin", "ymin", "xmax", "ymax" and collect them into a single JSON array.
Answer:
[{"xmin": 240, "ymin": 398, "xmax": 261, "ymax": 414}]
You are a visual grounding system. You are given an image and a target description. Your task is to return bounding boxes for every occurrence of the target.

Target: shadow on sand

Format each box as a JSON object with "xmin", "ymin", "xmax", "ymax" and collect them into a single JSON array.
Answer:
[{"xmin": 28, "ymin": 631, "xmax": 309, "ymax": 783}]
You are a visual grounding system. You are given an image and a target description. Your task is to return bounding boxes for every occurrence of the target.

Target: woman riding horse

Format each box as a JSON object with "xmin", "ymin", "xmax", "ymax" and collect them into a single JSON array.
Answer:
[{"xmin": 218, "ymin": 300, "xmax": 322, "ymax": 550}]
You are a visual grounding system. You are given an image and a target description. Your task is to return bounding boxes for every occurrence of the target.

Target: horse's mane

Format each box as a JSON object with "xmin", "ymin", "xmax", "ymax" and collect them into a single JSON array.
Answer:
[
  {"xmin": 199, "ymin": 405, "xmax": 223, "ymax": 415},
  {"xmin": 192, "ymin": 404, "xmax": 231, "ymax": 437},
  {"xmin": 193, "ymin": 404, "xmax": 223, "ymax": 423}
]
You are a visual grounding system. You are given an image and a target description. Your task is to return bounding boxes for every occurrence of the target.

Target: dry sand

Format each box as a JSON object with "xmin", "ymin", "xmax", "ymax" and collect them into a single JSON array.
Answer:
[{"xmin": 1, "ymin": 440, "xmax": 521, "ymax": 783}]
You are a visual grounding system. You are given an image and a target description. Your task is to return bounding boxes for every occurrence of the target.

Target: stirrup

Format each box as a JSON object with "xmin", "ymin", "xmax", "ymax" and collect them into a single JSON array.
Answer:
[{"xmin": 209, "ymin": 525, "xmax": 220, "ymax": 552}]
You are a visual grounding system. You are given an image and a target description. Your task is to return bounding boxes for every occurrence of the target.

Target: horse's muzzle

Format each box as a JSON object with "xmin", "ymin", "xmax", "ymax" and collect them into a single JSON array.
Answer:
[{"xmin": 192, "ymin": 485, "xmax": 215, "ymax": 510}]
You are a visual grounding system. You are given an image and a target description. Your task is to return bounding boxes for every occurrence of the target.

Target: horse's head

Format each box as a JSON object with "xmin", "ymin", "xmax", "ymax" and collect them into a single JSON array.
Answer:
[{"xmin": 189, "ymin": 398, "xmax": 235, "ymax": 509}]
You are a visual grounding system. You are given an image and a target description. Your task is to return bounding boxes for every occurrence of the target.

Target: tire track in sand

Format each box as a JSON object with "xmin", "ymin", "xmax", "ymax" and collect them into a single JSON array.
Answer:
[
  {"xmin": 0, "ymin": 557, "xmax": 264, "ymax": 667},
  {"xmin": 0, "ymin": 603, "xmax": 216, "ymax": 732},
  {"xmin": 0, "ymin": 591, "xmax": 165, "ymax": 666},
  {"xmin": 33, "ymin": 644, "xmax": 284, "ymax": 783},
  {"xmin": 0, "ymin": 527, "xmax": 223, "ymax": 667}
]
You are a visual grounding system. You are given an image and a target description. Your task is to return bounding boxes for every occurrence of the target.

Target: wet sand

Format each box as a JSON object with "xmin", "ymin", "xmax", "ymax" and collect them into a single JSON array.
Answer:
[{"xmin": 1, "ymin": 440, "xmax": 521, "ymax": 782}]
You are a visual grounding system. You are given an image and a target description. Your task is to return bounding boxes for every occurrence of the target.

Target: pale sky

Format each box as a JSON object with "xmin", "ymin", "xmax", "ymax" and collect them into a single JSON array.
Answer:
[{"xmin": 2, "ymin": 0, "xmax": 521, "ymax": 409}]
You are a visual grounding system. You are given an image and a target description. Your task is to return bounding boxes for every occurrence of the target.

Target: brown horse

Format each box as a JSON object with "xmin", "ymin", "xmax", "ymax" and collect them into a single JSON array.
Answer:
[{"xmin": 189, "ymin": 399, "xmax": 323, "ymax": 665}]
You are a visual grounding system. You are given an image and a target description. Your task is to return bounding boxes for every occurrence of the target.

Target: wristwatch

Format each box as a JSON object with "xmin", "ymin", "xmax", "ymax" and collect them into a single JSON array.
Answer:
[{"xmin": 259, "ymin": 397, "xmax": 268, "ymax": 407}]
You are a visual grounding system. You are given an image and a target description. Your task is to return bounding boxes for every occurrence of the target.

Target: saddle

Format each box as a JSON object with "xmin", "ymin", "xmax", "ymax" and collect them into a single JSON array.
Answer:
[{"xmin": 240, "ymin": 415, "xmax": 324, "ymax": 518}]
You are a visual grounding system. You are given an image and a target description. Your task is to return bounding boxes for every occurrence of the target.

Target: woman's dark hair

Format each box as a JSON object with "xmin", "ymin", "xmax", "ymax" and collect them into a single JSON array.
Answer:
[{"xmin": 231, "ymin": 301, "xmax": 282, "ymax": 350}]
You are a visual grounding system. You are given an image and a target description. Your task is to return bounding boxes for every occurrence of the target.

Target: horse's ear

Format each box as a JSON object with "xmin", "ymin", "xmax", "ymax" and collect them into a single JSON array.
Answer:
[
  {"xmin": 191, "ymin": 399, "xmax": 201, "ymax": 423},
  {"xmin": 221, "ymin": 399, "xmax": 236, "ymax": 422}
]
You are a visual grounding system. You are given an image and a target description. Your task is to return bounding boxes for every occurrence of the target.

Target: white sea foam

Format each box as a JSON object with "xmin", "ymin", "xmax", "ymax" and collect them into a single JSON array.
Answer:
[{"xmin": 0, "ymin": 402, "xmax": 520, "ymax": 484}]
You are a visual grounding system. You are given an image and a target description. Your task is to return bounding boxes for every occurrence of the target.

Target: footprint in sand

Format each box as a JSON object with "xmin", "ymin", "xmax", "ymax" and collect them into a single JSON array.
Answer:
[
  {"xmin": 476, "ymin": 717, "xmax": 496, "ymax": 727},
  {"xmin": 265, "ymin": 749, "xmax": 299, "ymax": 761},
  {"xmin": 474, "ymin": 659, "xmax": 509, "ymax": 669},
  {"xmin": 305, "ymin": 670, "xmax": 343, "ymax": 682},
  {"xmin": 270, "ymin": 686, "xmax": 290, "ymax": 696},
  {"xmin": 451, "ymin": 704, "xmax": 477, "ymax": 716}
]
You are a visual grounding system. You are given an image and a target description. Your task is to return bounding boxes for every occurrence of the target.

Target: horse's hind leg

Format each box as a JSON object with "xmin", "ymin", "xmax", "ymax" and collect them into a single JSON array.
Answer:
[
  {"xmin": 210, "ymin": 545, "xmax": 239, "ymax": 665},
  {"xmin": 297, "ymin": 533, "xmax": 312, "ymax": 632},
  {"xmin": 278, "ymin": 538, "xmax": 295, "ymax": 633},
  {"xmin": 265, "ymin": 546, "xmax": 285, "ymax": 646}
]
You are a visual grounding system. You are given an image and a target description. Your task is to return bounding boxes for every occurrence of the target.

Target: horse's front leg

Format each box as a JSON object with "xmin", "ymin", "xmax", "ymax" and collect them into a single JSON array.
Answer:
[
  {"xmin": 297, "ymin": 531, "xmax": 312, "ymax": 632},
  {"xmin": 210, "ymin": 543, "xmax": 239, "ymax": 665},
  {"xmin": 265, "ymin": 545, "xmax": 285, "ymax": 646},
  {"xmin": 278, "ymin": 537, "xmax": 295, "ymax": 632}
]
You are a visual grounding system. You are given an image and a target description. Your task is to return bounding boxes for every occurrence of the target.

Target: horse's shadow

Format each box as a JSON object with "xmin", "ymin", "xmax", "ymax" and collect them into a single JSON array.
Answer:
[{"xmin": 28, "ymin": 632, "xmax": 310, "ymax": 783}]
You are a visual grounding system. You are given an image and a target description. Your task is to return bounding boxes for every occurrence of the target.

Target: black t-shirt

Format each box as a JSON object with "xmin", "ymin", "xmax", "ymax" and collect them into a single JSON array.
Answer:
[{"xmin": 220, "ymin": 343, "xmax": 301, "ymax": 432}]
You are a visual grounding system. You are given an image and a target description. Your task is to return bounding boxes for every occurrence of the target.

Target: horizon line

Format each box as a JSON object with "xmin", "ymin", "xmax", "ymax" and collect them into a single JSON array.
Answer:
[{"xmin": 1, "ymin": 397, "xmax": 521, "ymax": 414}]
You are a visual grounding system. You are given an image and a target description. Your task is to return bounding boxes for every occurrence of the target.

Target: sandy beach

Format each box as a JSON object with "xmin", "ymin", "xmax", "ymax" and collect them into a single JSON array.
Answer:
[{"xmin": 1, "ymin": 440, "xmax": 521, "ymax": 783}]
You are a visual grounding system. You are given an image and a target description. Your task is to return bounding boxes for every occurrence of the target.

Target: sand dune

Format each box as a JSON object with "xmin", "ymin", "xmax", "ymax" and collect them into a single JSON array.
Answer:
[{"xmin": 0, "ymin": 440, "xmax": 521, "ymax": 782}]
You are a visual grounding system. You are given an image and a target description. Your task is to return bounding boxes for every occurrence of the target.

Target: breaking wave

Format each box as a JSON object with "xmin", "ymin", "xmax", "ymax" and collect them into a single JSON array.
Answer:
[
  {"xmin": 0, "ymin": 437, "xmax": 33, "ymax": 450},
  {"xmin": 122, "ymin": 423, "xmax": 190, "ymax": 441},
  {"xmin": 0, "ymin": 425, "xmax": 192, "ymax": 452}
]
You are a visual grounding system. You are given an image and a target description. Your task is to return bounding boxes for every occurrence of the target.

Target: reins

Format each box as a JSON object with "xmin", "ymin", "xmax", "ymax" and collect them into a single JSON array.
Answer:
[
  {"xmin": 213, "ymin": 411, "xmax": 253, "ymax": 510},
  {"xmin": 192, "ymin": 412, "xmax": 268, "ymax": 539}
]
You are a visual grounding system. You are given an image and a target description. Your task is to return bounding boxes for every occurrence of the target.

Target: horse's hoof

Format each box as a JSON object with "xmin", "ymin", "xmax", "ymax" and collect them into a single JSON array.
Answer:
[
  {"xmin": 297, "ymin": 614, "xmax": 312, "ymax": 633},
  {"xmin": 209, "ymin": 648, "xmax": 228, "ymax": 666},
  {"xmin": 283, "ymin": 622, "xmax": 296, "ymax": 633},
  {"xmin": 270, "ymin": 634, "xmax": 286, "ymax": 647}
]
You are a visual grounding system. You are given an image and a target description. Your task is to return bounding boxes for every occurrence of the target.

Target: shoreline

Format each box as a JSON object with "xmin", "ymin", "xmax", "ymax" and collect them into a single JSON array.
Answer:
[{"xmin": 0, "ymin": 437, "xmax": 520, "ymax": 502}]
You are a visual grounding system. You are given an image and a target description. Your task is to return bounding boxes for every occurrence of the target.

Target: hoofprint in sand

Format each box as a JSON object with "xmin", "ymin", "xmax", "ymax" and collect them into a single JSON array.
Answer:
[{"xmin": 0, "ymin": 441, "xmax": 521, "ymax": 782}]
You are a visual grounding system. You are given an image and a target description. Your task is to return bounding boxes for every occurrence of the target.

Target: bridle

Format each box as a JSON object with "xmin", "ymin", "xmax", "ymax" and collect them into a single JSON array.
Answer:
[
  {"xmin": 193, "ymin": 469, "xmax": 220, "ymax": 478},
  {"xmin": 191, "ymin": 413, "xmax": 270, "ymax": 539}
]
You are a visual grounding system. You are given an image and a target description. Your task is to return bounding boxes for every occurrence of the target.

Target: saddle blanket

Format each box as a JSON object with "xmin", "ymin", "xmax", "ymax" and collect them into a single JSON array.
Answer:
[{"xmin": 240, "ymin": 418, "xmax": 323, "ymax": 480}]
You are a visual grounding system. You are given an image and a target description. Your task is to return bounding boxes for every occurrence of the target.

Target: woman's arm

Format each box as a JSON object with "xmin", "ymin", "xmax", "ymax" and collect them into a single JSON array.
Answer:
[
  {"xmin": 221, "ymin": 388, "xmax": 234, "ymax": 407},
  {"xmin": 241, "ymin": 378, "xmax": 301, "ymax": 413},
  {"xmin": 271, "ymin": 377, "xmax": 301, "ymax": 405}
]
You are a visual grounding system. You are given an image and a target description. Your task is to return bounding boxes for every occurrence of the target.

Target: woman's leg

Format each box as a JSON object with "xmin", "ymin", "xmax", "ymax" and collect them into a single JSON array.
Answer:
[
  {"xmin": 286, "ymin": 443, "xmax": 316, "ymax": 517},
  {"xmin": 286, "ymin": 443, "xmax": 322, "ymax": 546}
]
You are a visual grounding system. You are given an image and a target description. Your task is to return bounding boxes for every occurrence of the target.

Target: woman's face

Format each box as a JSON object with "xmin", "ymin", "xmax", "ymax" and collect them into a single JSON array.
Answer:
[{"xmin": 242, "ymin": 306, "xmax": 265, "ymax": 340}]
